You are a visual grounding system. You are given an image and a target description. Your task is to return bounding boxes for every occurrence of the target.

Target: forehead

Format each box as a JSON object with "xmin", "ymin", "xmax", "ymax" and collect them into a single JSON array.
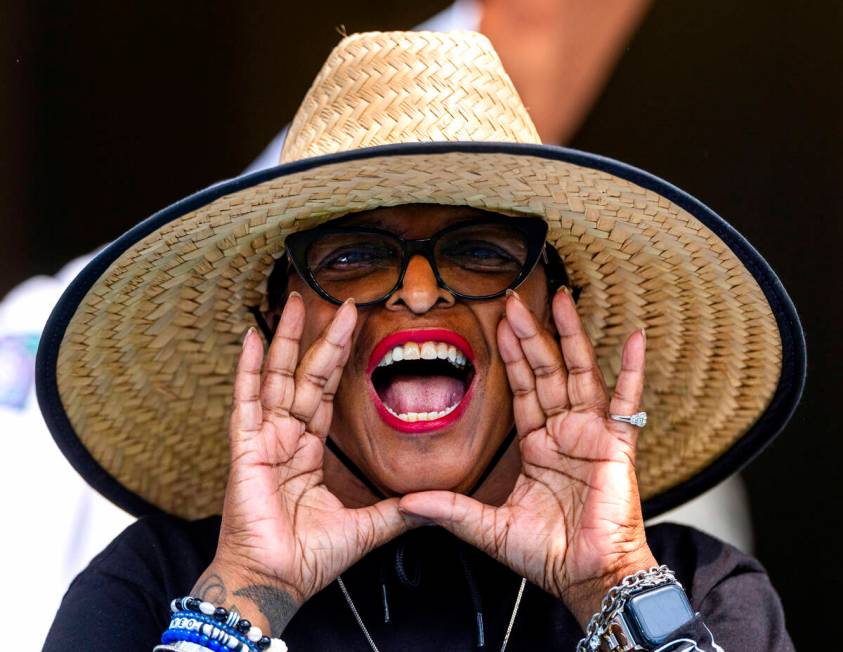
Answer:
[{"xmin": 334, "ymin": 204, "xmax": 502, "ymax": 237}]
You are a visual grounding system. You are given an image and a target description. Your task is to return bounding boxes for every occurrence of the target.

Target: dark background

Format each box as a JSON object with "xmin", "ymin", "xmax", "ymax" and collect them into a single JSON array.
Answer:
[{"xmin": 2, "ymin": 2, "xmax": 840, "ymax": 648}]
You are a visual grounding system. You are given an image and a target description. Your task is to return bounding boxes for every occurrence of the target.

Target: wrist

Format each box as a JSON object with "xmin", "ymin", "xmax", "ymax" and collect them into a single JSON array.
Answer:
[
  {"xmin": 192, "ymin": 560, "xmax": 302, "ymax": 638},
  {"xmin": 565, "ymin": 545, "xmax": 659, "ymax": 630}
]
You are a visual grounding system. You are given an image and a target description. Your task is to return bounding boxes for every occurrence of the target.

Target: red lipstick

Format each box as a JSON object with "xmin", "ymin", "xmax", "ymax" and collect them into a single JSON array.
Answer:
[
  {"xmin": 367, "ymin": 328, "xmax": 475, "ymax": 435},
  {"xmin": 367, "ymin": 328, "xmax": 474, "ymax": 375}
]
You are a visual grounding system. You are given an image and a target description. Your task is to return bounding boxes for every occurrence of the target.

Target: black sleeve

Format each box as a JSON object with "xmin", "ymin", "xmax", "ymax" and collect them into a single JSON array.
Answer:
[
  {"xmin": 42, "ymin": 514, "xmax": 219, "ymax": 652},
  {"xmin": 647, "ymin": 523, "xmax": 795, "ymax": 652}
]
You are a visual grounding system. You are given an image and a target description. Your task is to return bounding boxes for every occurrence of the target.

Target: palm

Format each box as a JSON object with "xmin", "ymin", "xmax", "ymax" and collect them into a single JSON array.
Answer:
[
  {"xmin": 401, "ymin": 289, "xmax": 651, "ymax": 618},
  {"xmin": 219, "ymin": 296, "xmax": 409, "ymax": 602},
  {"xmin": 496, "ymin": 414, "xmax": 641, "ymax": 594}
]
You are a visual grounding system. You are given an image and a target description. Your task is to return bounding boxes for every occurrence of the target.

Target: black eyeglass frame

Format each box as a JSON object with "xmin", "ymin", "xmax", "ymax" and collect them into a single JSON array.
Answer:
[{"xmin": 284, "ymin": 216, "xmax": 551, "ymax": 307}]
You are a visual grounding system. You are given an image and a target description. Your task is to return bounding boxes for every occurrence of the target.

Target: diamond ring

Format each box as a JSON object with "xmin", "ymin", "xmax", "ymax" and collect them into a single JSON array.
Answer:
[{"xmin": 609, "ymin": 411, "xmax": 647, "ymax": 428}]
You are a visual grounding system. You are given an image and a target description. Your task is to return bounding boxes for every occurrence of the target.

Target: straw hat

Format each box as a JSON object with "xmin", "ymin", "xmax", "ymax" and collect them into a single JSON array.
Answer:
[{"xmin": 36, "ymin": 30, "xmax": 805, "ymax": 520}]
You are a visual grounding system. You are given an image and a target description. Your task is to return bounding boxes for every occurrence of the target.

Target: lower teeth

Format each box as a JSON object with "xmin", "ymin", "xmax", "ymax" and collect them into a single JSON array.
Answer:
[{"xmin": 385, "ymin": 402, "xmax": 460, "ymax": 422}]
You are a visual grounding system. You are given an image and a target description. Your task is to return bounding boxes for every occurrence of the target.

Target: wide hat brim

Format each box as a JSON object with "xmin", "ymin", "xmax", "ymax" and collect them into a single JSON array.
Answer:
[{"xmin": 36, "ymin": 141, "xmax": 806, "ymax": 520}]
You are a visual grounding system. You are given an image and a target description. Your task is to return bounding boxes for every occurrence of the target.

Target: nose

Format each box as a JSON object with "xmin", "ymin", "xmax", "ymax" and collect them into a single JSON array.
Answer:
[{"xmin": 385, "ymin": 254, "xmax": 456, "ymax": 314}]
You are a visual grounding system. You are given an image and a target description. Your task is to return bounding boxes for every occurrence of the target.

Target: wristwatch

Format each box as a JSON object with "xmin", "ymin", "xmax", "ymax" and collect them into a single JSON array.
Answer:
[
  {"xmin": 577, "ymin": 566, "xmax": 698, "ymax": 652},
  {"xmin": 607, "ymin": 581, "xmax": 696, "ymax": 651}
]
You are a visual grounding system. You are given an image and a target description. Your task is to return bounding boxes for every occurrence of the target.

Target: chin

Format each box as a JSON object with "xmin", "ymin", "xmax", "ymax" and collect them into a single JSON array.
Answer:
[{"xmin": 378, "ymin": 462, "xmax": 474, "ymax": 495}]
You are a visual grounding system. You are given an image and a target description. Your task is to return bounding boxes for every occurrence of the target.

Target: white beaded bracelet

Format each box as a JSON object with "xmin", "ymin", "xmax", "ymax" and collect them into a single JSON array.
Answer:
[
  {"xmin": 168, "ymin": 615, "xmax": 251, "ymax": 650},
  {"xmin": 163, "ymin": 596, "xmax": 289, "ymax": 652},
  {"xmin": 154, "ymin": 640, "xmax": 288, "ymax": 652}
]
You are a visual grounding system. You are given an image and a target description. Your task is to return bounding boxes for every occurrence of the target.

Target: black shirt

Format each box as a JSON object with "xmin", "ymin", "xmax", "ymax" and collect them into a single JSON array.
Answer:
[{"xmin": 43, "ymin": 515, "xmax": 794, "ymax": 651}]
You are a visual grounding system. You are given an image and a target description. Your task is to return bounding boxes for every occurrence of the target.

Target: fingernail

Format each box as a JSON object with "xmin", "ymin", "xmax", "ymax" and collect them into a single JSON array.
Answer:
[
  {"xmin": 338, "ymin": 298, "xmax": 356, "ymax": 316},
  {"xmin": 243, "ymin": 326, "xmax": 256, "ymax": 343},
  {"xmin": 557, "ymin": 285, "xmax": 570, "ymax": 295},
  {"xmin": 506, "ymin": 295, "xmax": 534, "ymax": 338},
  {"xmin": 335, "ymin": 297, "xmax": 355, "ymax": 314},
  {"xmin": 330, "ymin": 299, "xmax": 356, "ymax": 339},
  {"xmin": 505, "ymin": 288, "xmax": 521, "ymax": 300},
  {"xmin": 640, "ymin": 328, "xmax": 647, "ymax": 345},
  {"xmin": 288, "ymin": 290, "xmax": 301, "ymax": 299}
]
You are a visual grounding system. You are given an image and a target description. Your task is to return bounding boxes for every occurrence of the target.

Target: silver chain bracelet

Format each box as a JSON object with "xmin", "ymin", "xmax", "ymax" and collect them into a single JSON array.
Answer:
[{"xmin": 575, "ymin": 565, "xmax": 679, "ymax": 652}]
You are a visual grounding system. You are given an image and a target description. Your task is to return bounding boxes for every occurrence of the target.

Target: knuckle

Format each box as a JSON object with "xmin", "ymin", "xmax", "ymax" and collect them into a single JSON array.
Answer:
[
  {"xmin": 265, "ymin": 367, "xmax": 295, "ymax": 380},
  {"xmin": 321, "ymin": 335, "xmax": 345, "ymax": 352},
  {"xmin": 567, "ymin": 364, "xmax": 594, "ymax": 376},
  {"xmin": 264, "ymin": 404, "xmax": 291, "ymax": 419},
  {"xmin": 611, "ymin": 388, "xmax": 628, "ymax": 402},
  {"xmin": 302, "ymin": 371, "xmax": 330, "ymax": 388},
  {"xmin": 290, "ymin": 408, "xmax": 310, "ymax": 422},
  {"xmin": 533, "ymin": 361, "xmax": 563, "ymax": 378}
]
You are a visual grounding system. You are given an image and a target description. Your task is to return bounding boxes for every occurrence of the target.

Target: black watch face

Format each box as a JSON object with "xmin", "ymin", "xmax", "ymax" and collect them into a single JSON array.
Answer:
[{"xmin": 625, "ymin": 584, "xmax": 695, "ymax": 646}]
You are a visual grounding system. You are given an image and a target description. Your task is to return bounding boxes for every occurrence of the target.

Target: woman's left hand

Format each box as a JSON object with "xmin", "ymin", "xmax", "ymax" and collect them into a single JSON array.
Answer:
[{"xmin": 400, "ymin": 287, "xmax": 657, "ymax": 628}]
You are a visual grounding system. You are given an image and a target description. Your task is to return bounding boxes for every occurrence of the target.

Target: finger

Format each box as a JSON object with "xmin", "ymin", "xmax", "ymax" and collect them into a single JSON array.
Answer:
[
  {"xmin": 289, "ymin": 299, "xmax": 356, "ymax": 423},
  {"xmin": 260, "ymin": 292, "xmax": 305, "ymax": 418},
  {"xmin": 398, "ymin": 491, "xmax": 504, "ymax": 561},
  {"xmin": 306, "ymin": 333, "xmax": 353, "ymax": 437},
  {"xmin": 497, "ymin": 317, "xmax": 546, "ymax": 437},
  {"xmin": 504, "ymin": 292, "xmax": 570, "ymax": 416},
  {"xmin": 608, "ymin": 329, "xmax": 647, "ymax": 447},
  {"xmin": 229, "ymin": 328, "xmax": 265, "ymax": 449},
  {"xmin": 348, "ymin": 497, "xmax": 427, "ymax": 558},
  {"xmin": 551, "ymin": 287, "xmax": 609, "ymax": 412}
]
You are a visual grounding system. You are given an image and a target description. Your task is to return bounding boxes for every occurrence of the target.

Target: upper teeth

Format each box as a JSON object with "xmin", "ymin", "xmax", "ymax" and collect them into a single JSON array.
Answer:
[
  {"xmin": 377, "ymin": 341, "xmax": 468, "ymax": 368},
  {"xmin": 385, "ymin": 402, "xmax": 460, "ymax": 422}
]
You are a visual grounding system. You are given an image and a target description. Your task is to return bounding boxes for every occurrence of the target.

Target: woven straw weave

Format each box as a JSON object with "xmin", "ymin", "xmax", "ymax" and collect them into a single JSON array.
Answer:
[{"xmin": 54, "ymin": 31, "xmax": 781, "ymax": 518}]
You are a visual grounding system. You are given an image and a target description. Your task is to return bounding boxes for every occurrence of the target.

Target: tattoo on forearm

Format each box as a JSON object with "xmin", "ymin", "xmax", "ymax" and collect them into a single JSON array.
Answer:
[
  {"xmin": 191, "ymin": 572, "xmax": 299, "ymax": 636},
  {"xmin": 234, "ymin": 585, "xmax": 299, "ymax": 637},
  {"xmin": 194, "ymin": 573, "xmax": 228, "ymax": 605}
]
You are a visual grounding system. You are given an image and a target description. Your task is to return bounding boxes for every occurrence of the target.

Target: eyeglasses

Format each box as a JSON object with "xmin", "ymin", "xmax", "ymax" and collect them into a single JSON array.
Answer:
[{"xmin": 284, "ymin": 217, "xmax": 550, "ymax": 307}]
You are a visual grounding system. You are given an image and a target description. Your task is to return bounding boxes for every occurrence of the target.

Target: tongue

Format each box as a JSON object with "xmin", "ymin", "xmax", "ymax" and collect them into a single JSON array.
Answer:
[{"xmin": 380, "ymin": 375, "xmax": 465, "ymax": 414}]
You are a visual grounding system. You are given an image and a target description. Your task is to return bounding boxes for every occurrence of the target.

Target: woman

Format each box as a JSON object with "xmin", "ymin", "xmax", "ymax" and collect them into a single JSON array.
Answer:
[{"xmin": 39, "ymin": 31, "xmax": 803, "ymax": 651}]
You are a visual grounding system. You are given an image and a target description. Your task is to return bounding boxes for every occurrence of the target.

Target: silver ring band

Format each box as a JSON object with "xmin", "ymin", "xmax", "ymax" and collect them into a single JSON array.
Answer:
[{"xmin": 609, "ymin": 411, "xmax": 647, "ymax": 428}]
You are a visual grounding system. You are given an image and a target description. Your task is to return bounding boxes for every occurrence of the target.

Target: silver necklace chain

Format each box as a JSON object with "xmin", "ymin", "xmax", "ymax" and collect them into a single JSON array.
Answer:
[{"xmin": 336, "ymin": 575, "xmax": 528, "ymax": 652}]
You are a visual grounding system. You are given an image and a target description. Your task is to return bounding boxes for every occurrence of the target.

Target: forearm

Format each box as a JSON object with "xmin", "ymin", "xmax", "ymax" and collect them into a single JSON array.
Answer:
[
  {"xmin": 190, "ymin": 562, "xmax": 301, "ymax": 639},
  {"xmin": 562, "ymin": 544, "xmax": 659, "ymax": 631}
]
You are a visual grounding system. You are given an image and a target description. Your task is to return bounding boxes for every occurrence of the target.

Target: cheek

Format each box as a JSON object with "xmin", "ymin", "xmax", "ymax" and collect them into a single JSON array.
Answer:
[
  {"xmin": 518, "ymin": 272, "xmax": 552, "ymax": 330},
  {"xmin": 469, "ymin": 302, "xmax": 510, "ymax": 392},
  {"xmin": 284, "ymin": 278, "xmax": 337, "ymax": 353}
]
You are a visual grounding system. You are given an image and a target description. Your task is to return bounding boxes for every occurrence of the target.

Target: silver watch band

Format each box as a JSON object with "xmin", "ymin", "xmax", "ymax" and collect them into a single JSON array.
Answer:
[{"xmin": 575, "ymin": 565, "xmax": 679, "ymax": 651}]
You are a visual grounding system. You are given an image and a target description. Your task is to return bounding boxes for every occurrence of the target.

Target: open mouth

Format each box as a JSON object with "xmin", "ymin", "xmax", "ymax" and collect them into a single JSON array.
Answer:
[{"xmin": 368, "ymin": 329, "xmax": 476, "ymax": 434}]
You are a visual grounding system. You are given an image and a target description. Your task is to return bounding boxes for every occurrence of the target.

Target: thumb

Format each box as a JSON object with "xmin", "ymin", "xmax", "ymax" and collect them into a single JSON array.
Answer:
[
  {"xmin": 349, "ymin": 498, "xmax": 427, "ymax": 557},
  {"xmin": 399, "ymin": 491, "xmax": 498, "ymax": 556}
]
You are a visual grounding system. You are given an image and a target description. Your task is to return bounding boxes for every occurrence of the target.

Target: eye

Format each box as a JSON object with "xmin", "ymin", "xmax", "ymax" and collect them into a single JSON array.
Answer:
[
  {"xmin": 316, "ymin": 244, "xmax": 396, "ymax": 271},
  {"xmin": 439, "ymin": 240, "xmax": 521, "ymax": 271}
]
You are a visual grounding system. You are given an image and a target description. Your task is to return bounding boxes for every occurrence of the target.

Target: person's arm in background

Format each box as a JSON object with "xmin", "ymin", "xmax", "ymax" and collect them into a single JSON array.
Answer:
[{"xmin": 480, "ymin": 0, "xmax": 651, "ymax": 144}]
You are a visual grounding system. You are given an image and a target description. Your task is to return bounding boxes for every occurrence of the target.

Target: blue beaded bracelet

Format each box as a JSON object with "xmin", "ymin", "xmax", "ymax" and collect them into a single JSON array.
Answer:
[
  {"xmin": 162, "ymin": 628, "xmax": 231, "ymax": 652},
  {"xmin": 169, "ymin": 597, "xmax": 274, "ymax": 651},
  {"xmin": 167, "ymin": 612, "xmax": 256, "ymax": 652}
]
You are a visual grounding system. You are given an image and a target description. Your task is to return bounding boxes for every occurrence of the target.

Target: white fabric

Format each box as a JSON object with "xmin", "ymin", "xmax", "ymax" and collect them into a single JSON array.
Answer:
[
  {"xmin": 649, "ymin": 473, "xmax": 754, "ymax": 553},
  {"xmin": 415, "ymin": 0, "xmax": 481, "ymax": 32},
  {"xmin": 0, "ymin": 254, "xmax": 134, "ymax": 650}
]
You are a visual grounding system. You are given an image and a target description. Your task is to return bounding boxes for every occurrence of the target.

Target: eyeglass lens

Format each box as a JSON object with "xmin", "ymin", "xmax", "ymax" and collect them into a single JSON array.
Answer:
[{"xmin": 305, "ymin": 222, "xmax": 530, "ymax": 303}]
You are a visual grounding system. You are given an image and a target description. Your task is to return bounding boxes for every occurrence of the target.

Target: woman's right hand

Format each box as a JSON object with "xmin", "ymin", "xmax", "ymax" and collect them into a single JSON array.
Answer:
[{"xmin": 191, "ymin": 292, "xmax": 414, "ymax": 638}]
